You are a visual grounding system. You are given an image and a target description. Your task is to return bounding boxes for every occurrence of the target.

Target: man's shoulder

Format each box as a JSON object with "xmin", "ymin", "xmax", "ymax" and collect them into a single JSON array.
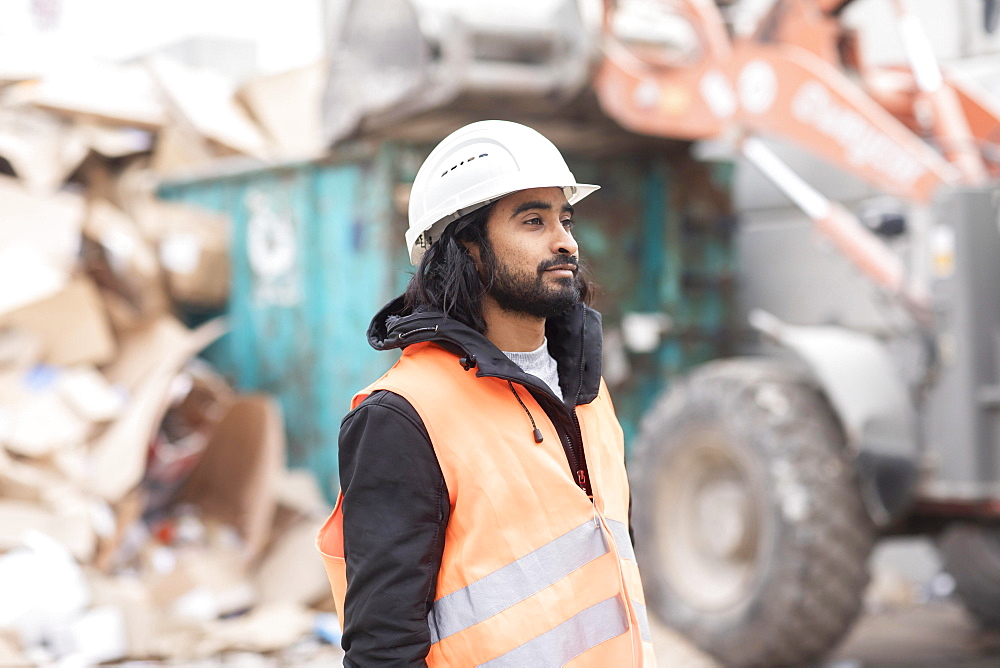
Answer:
[
  {"xmin": 351, "ymin": 388, "xmax": 419, "ymax": 416},
  {"xmin": 376, "ymin": 342, "xmax": 474, "ymax": 390},
  {"xmin": 341, "ymin": 389, "xmax": 430, "ymax": 444}
]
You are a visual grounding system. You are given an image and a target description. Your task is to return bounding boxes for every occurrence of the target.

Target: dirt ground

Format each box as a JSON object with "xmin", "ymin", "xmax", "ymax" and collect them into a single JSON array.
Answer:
[
  {"xmin": 648, "ymin": 601, "xmax": 1000, "ymax": 667},
  {"xmin": 116, "ymin": 534, "xmax": 1000, "ymax": 667},
  {"xmin": 112, "ymin": 598, "xmax": 1000, "ymax": 667},
  {"xmin": 830, "ymin": 602, "xmax": 1000, "ymax": 667},
  {"xmin": 645, "ymin": 535, "xmax": 1000, "ymax": 667}
]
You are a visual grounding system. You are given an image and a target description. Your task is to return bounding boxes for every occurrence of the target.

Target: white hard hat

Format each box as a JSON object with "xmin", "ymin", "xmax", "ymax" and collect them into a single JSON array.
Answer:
[{"xmin": 406, "ymin": 120, "xmax": 599, "ymax": 265}]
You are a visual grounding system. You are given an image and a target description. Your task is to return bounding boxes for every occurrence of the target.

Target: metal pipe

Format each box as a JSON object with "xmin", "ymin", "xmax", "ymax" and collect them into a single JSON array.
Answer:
[
  {"xmin": 741, "ymin": 137, "xmax": 933, "ymax": 327},
  {"xmin": 891, "ymin": 0, "xmax": 989, "ymax": 185}
]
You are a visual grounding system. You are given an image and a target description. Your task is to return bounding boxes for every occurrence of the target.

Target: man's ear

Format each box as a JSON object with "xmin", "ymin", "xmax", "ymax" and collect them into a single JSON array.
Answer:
[{"xmin": 462, "ymin": 239, "xmax": 483, "ymax": 272}]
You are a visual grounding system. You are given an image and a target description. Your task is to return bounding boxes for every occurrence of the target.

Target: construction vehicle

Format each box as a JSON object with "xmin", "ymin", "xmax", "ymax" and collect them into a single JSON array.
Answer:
[
  {"xmin": 321, "ymin": 0, "xmax": 1000, "ymax": 664},
  {"xmin": 596, "ymin": 0, "xmax": 1000, "ymax": 664}
]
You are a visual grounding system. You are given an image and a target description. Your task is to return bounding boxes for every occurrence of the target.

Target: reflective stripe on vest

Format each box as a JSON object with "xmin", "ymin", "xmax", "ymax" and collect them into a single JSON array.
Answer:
[
  {"xmin": 430, "ymin": 517, "xmax": 609, "ymax": 643},
  {"xmin": 607, "ymin": 518, "xmax": 635, "ymax": 561},
  {"xmin": 633, "ymin": 601, "xmax": 653, "ymax": 644},
  {"xmin": 606, "ymin": 518, "xmax": 652, "ymax": 642},
  {"xmin": 478, "ymin": 596, "xmax": 629, "ymax": 668}
]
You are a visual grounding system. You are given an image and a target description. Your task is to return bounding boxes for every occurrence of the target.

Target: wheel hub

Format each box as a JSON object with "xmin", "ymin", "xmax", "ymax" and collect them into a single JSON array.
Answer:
[
  {"xmin": 653, "ymin": 432, "xmax": 762, "ymax": 611},
  {"xmin": 695, "ymin": 477, "xmax": 754, "ymax": 560}
]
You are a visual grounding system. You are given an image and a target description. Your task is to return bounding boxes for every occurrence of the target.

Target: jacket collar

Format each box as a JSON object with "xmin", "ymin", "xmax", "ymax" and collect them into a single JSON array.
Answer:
[{"xmin": 367, "ymin": 295, "xmax": 603, "ymax": 405}]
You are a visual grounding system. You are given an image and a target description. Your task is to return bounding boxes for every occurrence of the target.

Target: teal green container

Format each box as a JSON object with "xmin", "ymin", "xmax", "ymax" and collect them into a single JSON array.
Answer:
[{"xmin": 159, "ymin": 142, "xmax": 736, "ymax": 502}]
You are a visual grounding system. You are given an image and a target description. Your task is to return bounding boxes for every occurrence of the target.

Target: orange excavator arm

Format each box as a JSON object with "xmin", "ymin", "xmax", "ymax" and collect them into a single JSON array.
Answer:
[
  {"xmin": 595, "ymin": 0, "xmax": 973, "ymax": 203},
  {"xmin": 594, "ymin": 0, "xmax": 999, "ymax": 326}
]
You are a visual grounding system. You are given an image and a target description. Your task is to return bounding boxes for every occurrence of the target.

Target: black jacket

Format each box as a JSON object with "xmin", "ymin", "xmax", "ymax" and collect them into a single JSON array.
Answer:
[{"xmin": 338, "ymin": 296, "xmax": 606, "ymax": 667}]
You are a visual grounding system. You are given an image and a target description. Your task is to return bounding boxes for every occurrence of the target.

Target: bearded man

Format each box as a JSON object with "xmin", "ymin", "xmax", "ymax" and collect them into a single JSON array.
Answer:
[{"xmin": 318, "ymin": 120, "xmax": 656, "ymax": 667}]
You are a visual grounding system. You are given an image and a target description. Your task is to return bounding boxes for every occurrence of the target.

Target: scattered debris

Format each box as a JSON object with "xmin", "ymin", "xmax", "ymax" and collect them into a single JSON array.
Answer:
[{"xmin": 0, "ymin": 54, "xmax": 338, "ymax": 664}]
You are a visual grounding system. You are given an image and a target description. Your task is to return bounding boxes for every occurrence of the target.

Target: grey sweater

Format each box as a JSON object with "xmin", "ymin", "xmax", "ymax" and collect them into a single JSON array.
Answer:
[{"xmin": 502, "ymin": 338, "xmax": 563, "ymax": 401}]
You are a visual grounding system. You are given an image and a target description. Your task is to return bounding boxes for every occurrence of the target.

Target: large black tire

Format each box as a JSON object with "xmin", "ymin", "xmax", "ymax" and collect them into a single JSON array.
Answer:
[
  {"xmin": 940, "ymin": 523, "xmax": 1000, "ymax": 628},
  {"xmin": 631, "ymin": 358, "xmax": 875, "ymax": 666}
]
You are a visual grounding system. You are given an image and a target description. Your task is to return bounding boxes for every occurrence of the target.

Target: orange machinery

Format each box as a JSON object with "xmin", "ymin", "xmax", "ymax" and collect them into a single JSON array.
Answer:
[{"xmin": 594, "ymin": 0, "xmax": 1000, "ymax": 327}]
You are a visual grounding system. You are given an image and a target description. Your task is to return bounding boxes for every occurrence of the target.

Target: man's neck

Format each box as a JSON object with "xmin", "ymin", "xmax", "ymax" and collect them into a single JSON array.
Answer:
[{"xmin": 481, "ymin": 297, "xmax": 546, "ymax": 352}]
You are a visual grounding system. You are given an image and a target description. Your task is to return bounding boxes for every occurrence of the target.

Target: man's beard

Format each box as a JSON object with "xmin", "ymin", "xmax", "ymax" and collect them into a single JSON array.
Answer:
[{"xmin": 481, "ymin": 242, "xmax": 581, "ymax": 319}]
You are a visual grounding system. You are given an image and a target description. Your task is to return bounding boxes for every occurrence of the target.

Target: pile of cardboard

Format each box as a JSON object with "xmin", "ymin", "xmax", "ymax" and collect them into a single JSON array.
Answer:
[
  {"xmin": 0, "ymin": 57, "xmax": 337, "ymax": 666},
  {"xmin": 1, "ymin": 55, "xmax": 326, "ymax": 187}
]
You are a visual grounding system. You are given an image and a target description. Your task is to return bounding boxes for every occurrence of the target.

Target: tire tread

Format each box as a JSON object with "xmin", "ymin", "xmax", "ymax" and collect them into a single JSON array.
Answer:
[{"xmin": 632, "ymin": 358, "xmax": 875, "ymax": 666}]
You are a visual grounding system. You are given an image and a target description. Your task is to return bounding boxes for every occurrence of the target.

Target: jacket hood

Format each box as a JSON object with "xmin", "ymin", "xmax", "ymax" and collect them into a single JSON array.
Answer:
[{"xmin": 367, "ymin": 295, "xmax": 603, "ymax": 405}]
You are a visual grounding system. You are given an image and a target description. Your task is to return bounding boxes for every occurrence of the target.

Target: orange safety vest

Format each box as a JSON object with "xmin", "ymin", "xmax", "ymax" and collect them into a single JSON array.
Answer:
[{"xmin": 318, "ymin": 342, "xmax": 656, "ymax": 666}]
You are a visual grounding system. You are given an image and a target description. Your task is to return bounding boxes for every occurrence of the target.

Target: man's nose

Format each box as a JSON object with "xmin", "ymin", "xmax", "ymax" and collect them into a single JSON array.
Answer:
[{"xmin": 552, "ymin": 224, "xmax": 578, "ymax": 257}]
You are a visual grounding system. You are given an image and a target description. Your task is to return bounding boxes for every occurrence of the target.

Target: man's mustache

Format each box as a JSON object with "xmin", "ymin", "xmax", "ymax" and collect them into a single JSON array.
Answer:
[{"xmin": 538, "ymin": 256, "xmax": 579, "ymax": 272}]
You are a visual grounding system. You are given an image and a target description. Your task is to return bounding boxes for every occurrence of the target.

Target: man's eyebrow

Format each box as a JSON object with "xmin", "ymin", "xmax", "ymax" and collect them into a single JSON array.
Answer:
[{"xmin": 509, "ymin": 201, "xmax": 575, "ymax": 217}]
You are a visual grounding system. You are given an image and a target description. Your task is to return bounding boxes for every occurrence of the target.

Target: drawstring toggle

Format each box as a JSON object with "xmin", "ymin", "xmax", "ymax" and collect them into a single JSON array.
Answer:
[{"xmin": 508, "ymin": 381, "xmax": 544, "ymax": 444}]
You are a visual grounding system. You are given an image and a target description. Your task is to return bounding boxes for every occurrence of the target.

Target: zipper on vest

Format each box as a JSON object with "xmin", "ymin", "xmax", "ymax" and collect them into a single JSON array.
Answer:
[
  {"xmin": 493, "ymin": 372, "xmax": 593, "ymax": 498},
  {"xmin": 570, "ymin": 410, "xmax": 592, "ymax": 497},
  {"xmin": 571, "ymin": 315, "xmax": 593, "ymax": 498},
  {"xmin": 559, "ymin": 422, "xmax": 591, "ymax": 497}
]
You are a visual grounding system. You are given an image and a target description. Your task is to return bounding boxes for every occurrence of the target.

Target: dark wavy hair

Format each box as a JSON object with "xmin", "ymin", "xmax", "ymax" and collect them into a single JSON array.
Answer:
[{"xmin": 403, "ymin": 203, "xmax": 594, "ymax": 333}]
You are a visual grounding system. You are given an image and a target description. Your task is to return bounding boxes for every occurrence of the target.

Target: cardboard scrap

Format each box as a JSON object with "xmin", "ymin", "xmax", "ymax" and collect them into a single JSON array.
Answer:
[
  {"xmin": 254, "ymin": 517, "xmax": 330, "ymax": 607},
  {"xmin": 0, "ymin": 366, "xmax": 100, "ymax": 461},
  {"xmin": 0, "ymin": 448, "xmax": 76, "ymax": 504},
  {"xmin": 0, "ymin": 175, "xmax": 84, "ymax": 284},
  {"xmin": 84, "ymin": 570, "xmax": 158, "ymax": 659},
  {"xmin": 0, "ymin": 530, "xmax": 91, "ymax": 657},
  {"xmin": 78, "ymin": 122, "xmax": 155, "ymax": 159},
  {"xmin": 0, "ymin": 276, "xmax": 116, "ymax": 368},
  {"xmin": 132, "ymin": 198, "xmax": 231, "ymax": 308},
  {"xmin": 54, "ymin": 604, "xmax": 128, "ymax": 665},
  {"xmin": 146, "ymin": 57, "xmax": 271, "ymax": 161},
  {"xmin": 16, "ymin": 61, "xmax": 166, "ymax": 130},
  {"xmin": 143, "ymin": 361, "xmax": 234, "ymax": 515},
  {"xmin": 0, "ymin": 628, "xmax": 27, "ymax": 668},
  {"xmin": 0, "ymin": 376, "xmax": 92, "ymax": 458},
  {"xmin": 49, "ymin": 440, "xmax": 93, "ymax": 490},
  {"xmin": 82, "ymin": 199, "xmax": 170, "ymax": 323},
  {"xmin": 0, "ymin": 244, "xmax": 68, "ymax": 321},
  {"xmin": 140, "ymin": 614, "xmax": 206, "ymax": 662},
  {"xmin": 56, "ymin": 366, "xmax": 125, "ymax": 424},
  {"xmin": 0, "ymin": 108, "xmax": 89, "ymax": 195},
  {"xmin": 237, "ymin": 61, "xmax": 326, "ymax": 159},
  {"xmin": 110, "ymin": 158, "xmax": 158, "ymax": 219},
  {"xmin": 161, "ymin": 231, "xmax": 229, "ymax": 307},
  {"xmin": 196, "ymin": 602, "xmax": 315, "ymax": 655},
  {"xmin": 175, "ymin": 395, "xmax": 285, "ymax": 560},
  {"xmin": 92, "ymin": 488, "xmax": 147, "ymax": 573},
  {"xmin": 0, "ymin": 329, "xmax": 43, "ymax": 373},
  {"xmin": 97, "ymin": 288, "xmax": 149, "ymax": 337},
  {"xmin": 275, "ymin": 468, "xmax": 331, "ymax": 518},
  {"xmin": 0, "ymin": 174, "xmax": 86, "ymax": 317},
  {"xmin": 145, "ymin": 542, "xmax": 256, "ymax": 620},
  {"xmin": 86, "ymin": 316, "xmax": 226, "ymax": 502},
  {"xmin": 0, "ymin": 528, "xmax": 90, "ymax": 628},
  {"xmin": 0, "ymin": 501, "xmax": 96, "ymax": 566},
  {"xmin": 148, "ymin": 122, "xmax": 216, "ymax": 175}
]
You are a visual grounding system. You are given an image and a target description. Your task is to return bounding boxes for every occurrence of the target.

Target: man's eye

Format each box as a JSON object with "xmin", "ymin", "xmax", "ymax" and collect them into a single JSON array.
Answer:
[
  {"xmin": 524, "ymin": 217, "xmax": 543, "ymax": 225},
  {"xmin": 562, "ymin": 219, "xmax": 575, "ymax": 229}
]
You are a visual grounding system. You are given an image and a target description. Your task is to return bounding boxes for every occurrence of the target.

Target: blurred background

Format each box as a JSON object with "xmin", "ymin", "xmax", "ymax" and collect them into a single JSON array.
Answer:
[{"xmin": 1, "ymin": 0, "xmax": 1000, "ymax": 665}]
